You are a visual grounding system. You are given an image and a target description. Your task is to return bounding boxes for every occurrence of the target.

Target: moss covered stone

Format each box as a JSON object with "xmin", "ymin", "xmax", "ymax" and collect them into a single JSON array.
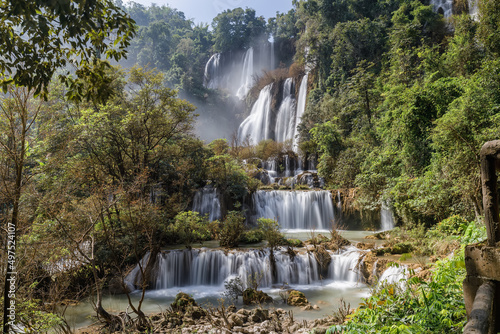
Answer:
[
  {"xmin": 242, "ymin": 288, "xmax": 273, "ymax": 305},
  {"xmin": 171, "ymin": 292, "xmax": 197, "ymax": 312},
  {"xmin": 287, "ymin": 290, "xmax": 309, "ymax": 306}
]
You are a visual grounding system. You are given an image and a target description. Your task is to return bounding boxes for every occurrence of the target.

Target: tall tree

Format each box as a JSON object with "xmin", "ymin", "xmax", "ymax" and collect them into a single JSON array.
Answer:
[
  {"xmin": 212, "ymin": 8, "xmax": 267, "ymax": 52},
  {"xmin": 0, "ymin": 89, "xmax": 40, "ymax": 332},
  {"xmin": 0, "ymin": 1, "xmax": 135, "ymax": 332}
]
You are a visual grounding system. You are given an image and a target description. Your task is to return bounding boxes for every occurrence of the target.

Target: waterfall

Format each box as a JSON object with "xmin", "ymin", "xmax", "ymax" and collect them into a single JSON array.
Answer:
[
  {"xmin": 329, "ymin": 247, "xmax": 362, "ymax": 281},
  {"xmin": 236, "ymin": 47, "xmax": 255, "ymax": 99},
  {"xmin": 468, "ymin": 0, "xmax": 478, "ymax": 19},
  {"xmin": 192, "ymin": 187, "xmax": 221, "ymax": 221},
  {"xmin": 275, "ymin": 78, "xmax": 297, "ymax": 143},
  {"xmin": 204, "ymin": 53, "xmax": 221, "ymax": 89},
  {"xmin": 380, "ymin": 204, "xmax": 395, "ymax": 231},
  {"xmin": 127, "ymin": 247, "xmax": 362, "ymax": 290},
  {"xmin": 293, "ymin": 75, "xmax": 309, "ymax": 150},
  {"xmin": 237, "ymin": 84, "xmax": 274, "ymax": 145},
  {"xmin": 430, "ymin": 0, "xmax": 453, "ymax": 18},
  {"xmin": 252, "ymin": 190, "xmax": 335, "ymax": 230},
  {"xmin": 378, "ymin": 265, "xmax": 408, "ymax": 289}
]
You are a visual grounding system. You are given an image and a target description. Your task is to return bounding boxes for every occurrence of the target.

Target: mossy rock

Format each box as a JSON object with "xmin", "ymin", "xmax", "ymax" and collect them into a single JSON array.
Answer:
[
  {"xmin": 285, "ymin": 238, "xmax": 303, "ymax": 247},
  {"xmin": 306, "ymin": 234, "xmax": 329, "ymax": 245},
  {"xmin": 242, "ymin": 288, "xmax": 273, "ymax": 305},
  {"xmin": 390, "ymin": 242, "xmax": 413, "ymax": 254},
  {"xmin": 287, "ymin": 290, "xmax": 309, "ymax": 306},
  {"xmin": 328, "ymin": 231, "xmax": 351, "ymax": 250},
  {"xmin": 171, "ymin": 292, "xmax": 197, "ymax": 312},
  {"xmin": 374, "ymin": 247, "xmax": 390, "ymax": 256}
]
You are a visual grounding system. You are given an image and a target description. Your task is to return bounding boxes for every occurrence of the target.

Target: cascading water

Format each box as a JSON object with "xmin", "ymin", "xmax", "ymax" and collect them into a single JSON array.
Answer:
[
  {"xmin": 204, "ymin": 53, "xmax": 221, "ymax": 89},
  {"xmin": 252, "ymin": 190, "xmax": 335, "ymax": 230},
  {"xmin": 377, "ymin": 265, "xmax": 408, "ymax": 290},
  {"xmin": 192, "ymin": 187, "xmax": 221, "ymax": 221},
  {"xmin": 275, "ymin": 78, "xmax": 297, "ymax": 143},
  {"xmin": 237, "ymin": 84, "xmax": 274, "ymax": 145},
  {"xmin": 329, "ymin": 247, "xmax": 363, "ymax": 282},
  {"xmin": 430, "ymin": 0, "xmax": 453, "ymax": 18},
  {"xmin": 236, "ymin": 47, "xmax": 255, "ymax": 99},
  {"xmin": 127, "ymin": 247, "xmax": 362, "ymax": 290},
  {"xmin": 380, "ymin": 204, "xmax": 395, "ymax": 231},
  {"xmin": 468, "ymin": 0, "xmax": 478, "ymax": 19},
  {"xmin": 293, "ymin": 74, "xmax": 309, "ymax": 150}
]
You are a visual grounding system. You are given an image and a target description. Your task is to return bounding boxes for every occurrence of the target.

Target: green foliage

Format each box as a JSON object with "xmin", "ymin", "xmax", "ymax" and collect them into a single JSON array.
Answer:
[
  {"xmin": 429, "ymin": 215, "xmax": 469, "ymax": 236},
  {"xmin": 219, "ymin": 211, "xmax": 246, "ymax": 248},
  {"xmin": 170, "ymin": 211, "xmax": 211, "ymax": 248},
  {"xmin": 123, "ymin": 4, "xmax": 212, "ymax": 97},
  {"xmin": 212, "ymin": 8, "xmax": 267, "ymax": 52},
  {"xmin": 477, "ymin": 0, "xmax": 500, "ymax": 56},
  {"xmin": 284, "ymin": 238, "xmax": 304, "ymax": 247},
  {"xmin": 257, "ymin": 218, "xmax": 283, "ymax": 250},
  {"xmin": 240, "ymin": 229, "xmax": 265, "ymax": 244},
  {"xmin": 0, "ymin": 0, "xmax": 136, "ymax": 96},
  {"xmin": 332, "ymin": 256, "xmax": 467, "ymax": 333},
  {"xmin": 0, "ymin": 298, "xmax": 66, "ymax": 333},
  {"xmin": 206, "ymin": 154, "xmax": 249, "ymax": 201}
]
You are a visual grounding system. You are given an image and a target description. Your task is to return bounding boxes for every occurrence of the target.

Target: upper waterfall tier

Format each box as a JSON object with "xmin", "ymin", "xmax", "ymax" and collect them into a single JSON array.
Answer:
[
  {"xmin": 293, "ymin": 74, "xmax": 308, "ymax": 150},
  {"xmin": 275, "ymin": 78, "xmax": 297, "ymax": 144},
  {"xmin": 253, "ymin": 190, "xmax": 335, "ymax": 230},
  {"xmin": 237, "ymin": 75, "xmax": 308, "ymax": 149},
  {"xmin": 237, "ymin": 84, "xmax": 274, "ymax": 145},
  {"xmin": 203, "ymin": 43, "xmax": 276, "ymax": 99}
]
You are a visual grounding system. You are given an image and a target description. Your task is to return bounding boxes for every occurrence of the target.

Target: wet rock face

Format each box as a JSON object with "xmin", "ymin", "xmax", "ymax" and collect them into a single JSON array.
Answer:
[
  {"xmin": 312, "ymin": 245, "xmax": 332, "ymax": 273},
  {"xmin": 359, "ymin": 251, "xmax": 389, "ymax": 285},
  {"xmin": 287, "ymin": 290, "xmax": 309, "ymax": 306}
]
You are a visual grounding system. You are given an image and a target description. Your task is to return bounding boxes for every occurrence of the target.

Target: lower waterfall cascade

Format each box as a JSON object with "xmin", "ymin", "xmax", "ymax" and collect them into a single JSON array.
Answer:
[{"xmin": 126, "ymin": 246, "xmax": 364, "ymax": 291}]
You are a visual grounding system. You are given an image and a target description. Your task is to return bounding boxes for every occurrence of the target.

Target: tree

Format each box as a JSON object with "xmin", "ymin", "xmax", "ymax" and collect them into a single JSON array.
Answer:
[
  {"xmin": 171, "ymin": 211, "xmax": 210, "ymax": 249},
  {"xmin": 477, "ymin": 0, "xmax": 500, "ymax": 56},
  {"xmin": 0, "ymin": 5, "xmax": 134, "ymax": 329},
  {"xmin": 0, "ymin": 0, "xmax": 136, "ymax": 96},
  {"xmin": 212, "ymin": 8, "xmax": 267, "ymax": 52},
  {"xmin": 0, "ymin": 88, "xmax": 41, "ymax": 332}
]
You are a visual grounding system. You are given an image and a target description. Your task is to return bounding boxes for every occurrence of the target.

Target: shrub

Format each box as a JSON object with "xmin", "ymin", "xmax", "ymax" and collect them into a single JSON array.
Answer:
[
  {"xmin": 429, "ymin": 215, "xmax": 469, "ymax": 237},
  {"xmin": 170, "ymin": 211, "xmax": 211, "ymax": 249},
  {"xmin": 219, "ymin": 211, "xmax": 246, "ymax": 248},
  {"xmin": 240, "ymin": 229, "xmax": 265, "ymax": 244},
  {"xmin": 328, "ymin": 257, "xmax": 467, "ymax": 333},
  {"xmin": 284, "ymin": 238, "xmax": 303, "ymax": 247},
  {"xmin": 257, "ymin": 218, "xmax": 283, "ymax": 250}
]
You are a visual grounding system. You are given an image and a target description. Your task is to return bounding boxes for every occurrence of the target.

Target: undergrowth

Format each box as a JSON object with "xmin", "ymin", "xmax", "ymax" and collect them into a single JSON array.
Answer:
[{"xmin": 327, "ymin": 218, "xmax": 486, "ymax": 334}]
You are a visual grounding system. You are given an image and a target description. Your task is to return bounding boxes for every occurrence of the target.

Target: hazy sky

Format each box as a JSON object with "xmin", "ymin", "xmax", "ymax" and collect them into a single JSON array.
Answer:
[{"xmin": 125, "ymin": 0, "xmax": 294, "ymax": 25}]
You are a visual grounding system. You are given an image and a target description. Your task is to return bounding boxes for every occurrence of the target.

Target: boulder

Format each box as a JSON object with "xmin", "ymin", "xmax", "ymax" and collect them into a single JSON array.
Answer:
[
  {"xmin": 312, "ymin": 245, "xmax": 332, "ymax": 271},
  {"xmin": 251, "ymin": 308, "xmax": 269, "ymax": 323},
  {"xmin": 171, "ymin": 292, "xmax": 197, "ymax": 312},
  {"xmin": 287, "ymin": 290, "xmax": 309, "ymax": 306},
  {"xmin": 243, "ymin": 288, "xmax": 273, "ymax": 305},
  {"xmin": 356, "ymin": 242, "xmax": 375, "ymax": 250}
]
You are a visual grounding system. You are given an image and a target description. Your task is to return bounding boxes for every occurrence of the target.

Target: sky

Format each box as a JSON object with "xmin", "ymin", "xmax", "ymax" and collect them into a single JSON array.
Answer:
[{"xmin": 125, "ymin": 0, "xmax": 294, "ymax": 25}]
